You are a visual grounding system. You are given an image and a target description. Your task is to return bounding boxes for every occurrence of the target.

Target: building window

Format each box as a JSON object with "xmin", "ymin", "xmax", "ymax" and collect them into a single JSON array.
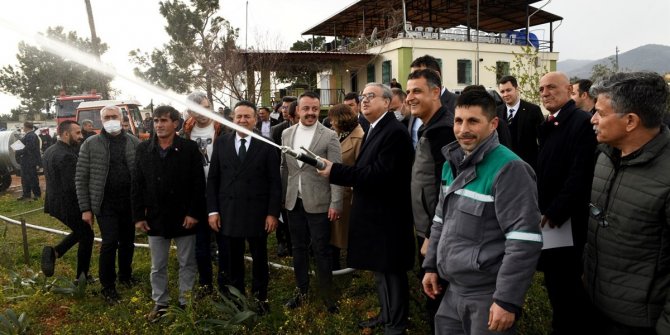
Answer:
[
  {"xmin": 382, "ymin": 61, "xmax": 391, "ymax": 85},
  {"xmin": 457, "ymin": 59, "xmax": 472, "ymax": 85},
  {"xmin": 496, "ymin": 61, "xmax": 510, "ymax": 81},
  {"xmin": 367, "ymin": 64, "xmax": 375, "ymax": 83}
]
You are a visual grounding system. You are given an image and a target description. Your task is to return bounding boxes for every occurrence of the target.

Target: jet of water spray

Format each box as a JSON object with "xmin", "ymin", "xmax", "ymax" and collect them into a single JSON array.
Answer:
[{"xmin": 0, "ymin": 17, "xmax": 279, "ymax": 149}]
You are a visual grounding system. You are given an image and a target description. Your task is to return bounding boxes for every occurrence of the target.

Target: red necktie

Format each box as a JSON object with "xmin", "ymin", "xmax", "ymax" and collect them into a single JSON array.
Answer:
[{"xmin": 547, "ymin": 115, "xmax": 556, "ymax": 122}]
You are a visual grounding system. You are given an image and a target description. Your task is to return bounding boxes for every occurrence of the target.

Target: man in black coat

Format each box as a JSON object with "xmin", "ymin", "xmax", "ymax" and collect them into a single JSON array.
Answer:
[
  {"xmin": 16, "ymin": 121, "xmax": 41, "ymax": 200},
  {"xmin": 536, "ymin": 71, "xmax": 597, "ymax": 335},
  {"xmin": 407, "ymin": 55, "xmax": 511, "ymax": 149},
  {"xmin": 496, "ymin": 75, "xmax": 544, "ymax": 170},
  {"xmin": 41, "ymin": 121, "xmax": 93, "ymax": 281},
  {"xmin": 270, "ymin": 97, "xmax": 297, "ymax": 258},
  {"xmin": 207, "ymin": 101, "xmax": 281, "ymax": 314},
  {"xmin": 132, "ymin": 105, "xmax": 206, "ymax": 321},
  {"xmin": 319, "ymin": 83, "xmax": 415, "ymax": 334}
]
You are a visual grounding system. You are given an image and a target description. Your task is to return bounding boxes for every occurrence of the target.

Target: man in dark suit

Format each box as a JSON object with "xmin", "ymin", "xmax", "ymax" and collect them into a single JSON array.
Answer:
[
  {"xmin": 496, "ymin": 75, "xmax": 544, "ymax": 169},
  {"xmin": 16, "ymin": 121, "xmax": 41, "ymax": 200},
  {"xmin": 255, "ymin": 106, "xmax": 278, "ymax": 139},
  {"xmin": 41, "ymin": 120, "xmax": 93, "ymax": 281},
  {"xmin": 536, "ymin": 71, "xmax": 597, "ymax": 335},
  {"xmin": 319, "ymin": 83, "xmax": 415, "ymax": 334},
  {"xmin": 207, "ymin": 101, "xmax": 281, "ymax": 315},
  {"xmin": 270, "ymin": 96, "xmax": 297, "ymax": 258}
]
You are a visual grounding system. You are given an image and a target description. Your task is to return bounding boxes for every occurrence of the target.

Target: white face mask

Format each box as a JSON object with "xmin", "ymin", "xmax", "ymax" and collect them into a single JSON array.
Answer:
[{"xmin": 103, "ymin": 120, "xmax": 122, "ymax": 134}]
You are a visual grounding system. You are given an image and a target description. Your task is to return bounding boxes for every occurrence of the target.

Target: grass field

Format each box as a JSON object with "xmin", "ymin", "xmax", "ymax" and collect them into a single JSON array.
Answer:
[{"xmin": 0, "ymin": 192, "xmax": 552, "ymax": 334}]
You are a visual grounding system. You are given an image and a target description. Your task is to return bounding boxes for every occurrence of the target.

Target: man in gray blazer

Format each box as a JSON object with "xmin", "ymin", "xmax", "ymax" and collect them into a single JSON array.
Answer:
[{"xmin": 281, "ymin": 91, "xmax": 343, "ymax": 313}]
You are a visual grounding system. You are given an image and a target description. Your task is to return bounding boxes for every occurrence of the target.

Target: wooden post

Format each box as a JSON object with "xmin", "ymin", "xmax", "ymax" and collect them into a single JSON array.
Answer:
[{"xmin": 20, "ymin": 218, "xmax": 30, "ymax": 264}]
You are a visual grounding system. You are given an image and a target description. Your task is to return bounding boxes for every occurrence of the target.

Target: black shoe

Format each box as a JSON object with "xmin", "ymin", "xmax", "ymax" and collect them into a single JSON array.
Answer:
[
  {"xmin": 41, "ymin": 246, "xmax": 56, "ymax": 277},
  {"xmin": 326, "ymin": 302, "xmax": 339, "ymax": 314},
  {"xmin": 358, "ymin": 314, "xmax": 383, "ymax": 329},
  {"xmin": 16, "ymin": 196, "xmax": 29, "ymax": 201},
  {"xmin": 101, "ymin": 288, "xmax": 121, "ymax": 305},
  {"xmin": 119, "ymin": 277, "xmax": 140, "ymax": 289},
  {"xmin": 277, "ymin": 244, "xmax": 290, "ymax": 257},
  {"xmin": 147, "ymin": 304, "xmax": 168, "ymax": 323},
  {"xmin": 284, "ymin": 291, "xmax": 307, "ymax": 309},
  {"xmin": 256, "ymin": 299, "xmax": 270, "ymax": 316}
]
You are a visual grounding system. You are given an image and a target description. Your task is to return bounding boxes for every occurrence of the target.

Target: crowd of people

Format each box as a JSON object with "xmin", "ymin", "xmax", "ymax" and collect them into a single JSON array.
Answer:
[{"xmin": 23, "ymin": 52, "xmax": 670, "ymax": 334}]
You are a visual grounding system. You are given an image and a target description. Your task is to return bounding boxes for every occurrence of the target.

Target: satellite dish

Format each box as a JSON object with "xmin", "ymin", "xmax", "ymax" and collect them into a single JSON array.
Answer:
[{"xmin": 370, "ymin": 27, "xmax": 378, "ymax": 42}]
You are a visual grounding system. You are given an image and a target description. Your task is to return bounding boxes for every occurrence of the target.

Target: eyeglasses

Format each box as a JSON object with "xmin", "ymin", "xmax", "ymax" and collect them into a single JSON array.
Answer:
[
  {"xmin": 589, "ymin": 203, "xmax": 609, "ymax": 227},
  {"xmin": 359, "ymin": 93, "xmax": 378, "ymax": 102}
]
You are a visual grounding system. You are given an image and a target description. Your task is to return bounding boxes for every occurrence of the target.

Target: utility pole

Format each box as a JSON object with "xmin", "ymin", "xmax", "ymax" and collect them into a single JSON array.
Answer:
[
  {"xmin": 84, "ymin": 0, "xmax": 109, "ymax": 98},
  {"xmin": 245, "ymin": 1, "xmax": 248, "ymax": 50},
  {"xmin": 615, "ymin": 46, "xmax": 620, "ymax": 72}
]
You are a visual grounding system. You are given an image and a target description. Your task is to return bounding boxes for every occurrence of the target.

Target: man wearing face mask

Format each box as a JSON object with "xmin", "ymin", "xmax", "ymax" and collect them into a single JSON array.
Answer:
[
  {"xmin": 76, "ymin": 105, "xmax": 141, "ymax": 304},
  {"xmin": 41, "ymin": 121, "xmax": 93, "ymax": 283}
]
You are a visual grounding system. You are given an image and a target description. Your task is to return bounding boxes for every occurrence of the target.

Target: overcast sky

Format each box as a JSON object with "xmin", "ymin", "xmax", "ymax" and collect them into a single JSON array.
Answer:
[{"xmin": 0, "ymin": 0, "xmax": 668, "ymax": 112}]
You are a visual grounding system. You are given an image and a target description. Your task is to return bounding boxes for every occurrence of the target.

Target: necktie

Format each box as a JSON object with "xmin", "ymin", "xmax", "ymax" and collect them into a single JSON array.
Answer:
[
  {"xmin": 547, "ymin": 114, "xmax": 556, "ymax": 122},
  {"xmin": 366, "ymin": 126, "xmax": 374, "ymax": 141},
  {"xmin": 239, "ymin": 138, "xmax": 247, "ymax": 161},
  {"xmin": 507, "ymin": 108, "xmax": 515, "ymax": 123}
]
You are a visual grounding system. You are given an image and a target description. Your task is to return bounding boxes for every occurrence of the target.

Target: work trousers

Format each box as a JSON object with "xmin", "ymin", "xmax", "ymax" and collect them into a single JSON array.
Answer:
[
  {"xmin": 148, "ymin": 235, "xmax": 197, "ymax": 306},
  {"xmin": 435, "ymin": 287, "xmax": 515, "ymax": 335}
]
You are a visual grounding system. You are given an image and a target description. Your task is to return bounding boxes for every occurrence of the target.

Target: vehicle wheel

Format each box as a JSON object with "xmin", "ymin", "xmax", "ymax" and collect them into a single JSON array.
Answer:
[{"xmin": 0, "ymin": 172, "xmax": 11, "ymax": 192}]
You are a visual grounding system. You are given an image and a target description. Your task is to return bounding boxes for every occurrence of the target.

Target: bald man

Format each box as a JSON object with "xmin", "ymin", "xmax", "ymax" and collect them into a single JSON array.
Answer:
[{"xmin": 536, "ymin": 72, "xmax": 597, "ymax": 334}]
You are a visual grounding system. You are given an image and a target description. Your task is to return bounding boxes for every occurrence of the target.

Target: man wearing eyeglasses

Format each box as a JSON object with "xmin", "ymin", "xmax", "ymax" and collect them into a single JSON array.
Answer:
[
  {"xmin": 318, "ymin": 83, "xmax": 415, "ymax": 334},
  {"xmin": 584, "ymin": 72, "xmax": 670, "ymax": 334}
]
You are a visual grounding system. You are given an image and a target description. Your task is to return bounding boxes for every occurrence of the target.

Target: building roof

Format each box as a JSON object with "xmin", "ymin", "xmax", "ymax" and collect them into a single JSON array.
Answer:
[
  {"xmin": 302, "ymin": 0, "xmax": 563, "ymax": 38},
  {"xmin": 239, "ymin": 50, "xmax": 375, "ymax": 71}
]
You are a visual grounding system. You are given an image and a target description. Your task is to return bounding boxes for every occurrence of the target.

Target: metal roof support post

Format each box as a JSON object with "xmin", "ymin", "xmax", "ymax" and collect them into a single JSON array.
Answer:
[
  {"xmin": 467, "ymin": 0, "xmax": 471, "ymax": 42},
  {"xmin": 525, "ymin": 2, "xmax": 530, "ymax": 46},
  {"xmin": 549, "ymin": 21, "xmax": 553, "ymax": 52},
  {"xmin": 475, "ymin": 0, "xmax": 480, "ymax": 85}
]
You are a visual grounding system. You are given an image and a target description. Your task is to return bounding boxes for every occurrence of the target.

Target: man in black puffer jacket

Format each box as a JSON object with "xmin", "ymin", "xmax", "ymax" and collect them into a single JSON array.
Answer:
[
  {"xmin": 585, "ymin": 72, "xmax": 670, "ymax": 334},
  {"xmin": 76, "ymin": 105, "xmax": 140, "ymax": 304}
]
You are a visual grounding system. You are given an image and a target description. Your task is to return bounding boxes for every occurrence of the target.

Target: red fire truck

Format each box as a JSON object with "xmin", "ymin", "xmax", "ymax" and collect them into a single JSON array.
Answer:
[{"xmin": 55, "ymin": 90, "xmax": 102, "ymax": 125}]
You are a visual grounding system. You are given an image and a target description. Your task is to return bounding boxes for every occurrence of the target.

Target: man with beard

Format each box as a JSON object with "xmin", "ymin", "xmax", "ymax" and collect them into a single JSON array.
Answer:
[
  {"xmin": 41, "ymin": 121, "xmax": 93, "ymax": 283},
  {"xmin": 281, "ymin": 91, "xmax": 342, "ymax": 313}
]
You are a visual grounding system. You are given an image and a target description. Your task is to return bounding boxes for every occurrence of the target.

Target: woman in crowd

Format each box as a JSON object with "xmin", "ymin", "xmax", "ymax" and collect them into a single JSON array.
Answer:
[{"xmin": 327, "ymin": 103, "xmax": 364, "ymax": 269}]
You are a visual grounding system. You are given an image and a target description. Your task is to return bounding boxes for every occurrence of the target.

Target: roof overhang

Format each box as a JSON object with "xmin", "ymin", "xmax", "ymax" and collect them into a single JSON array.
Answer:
[
  {"xmin": 239, "ymin": 50, "xmax": 375, "ymax": 71},
  {"xmin": 302, "ymin": 0, "xmax": 563, "ymax": 37}
]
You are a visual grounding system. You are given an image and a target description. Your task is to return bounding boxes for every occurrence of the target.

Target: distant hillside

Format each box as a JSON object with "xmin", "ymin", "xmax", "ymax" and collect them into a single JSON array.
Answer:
[{"xmin": 558, "ymin": 44, "xmax": 670, "ymax": 79}]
